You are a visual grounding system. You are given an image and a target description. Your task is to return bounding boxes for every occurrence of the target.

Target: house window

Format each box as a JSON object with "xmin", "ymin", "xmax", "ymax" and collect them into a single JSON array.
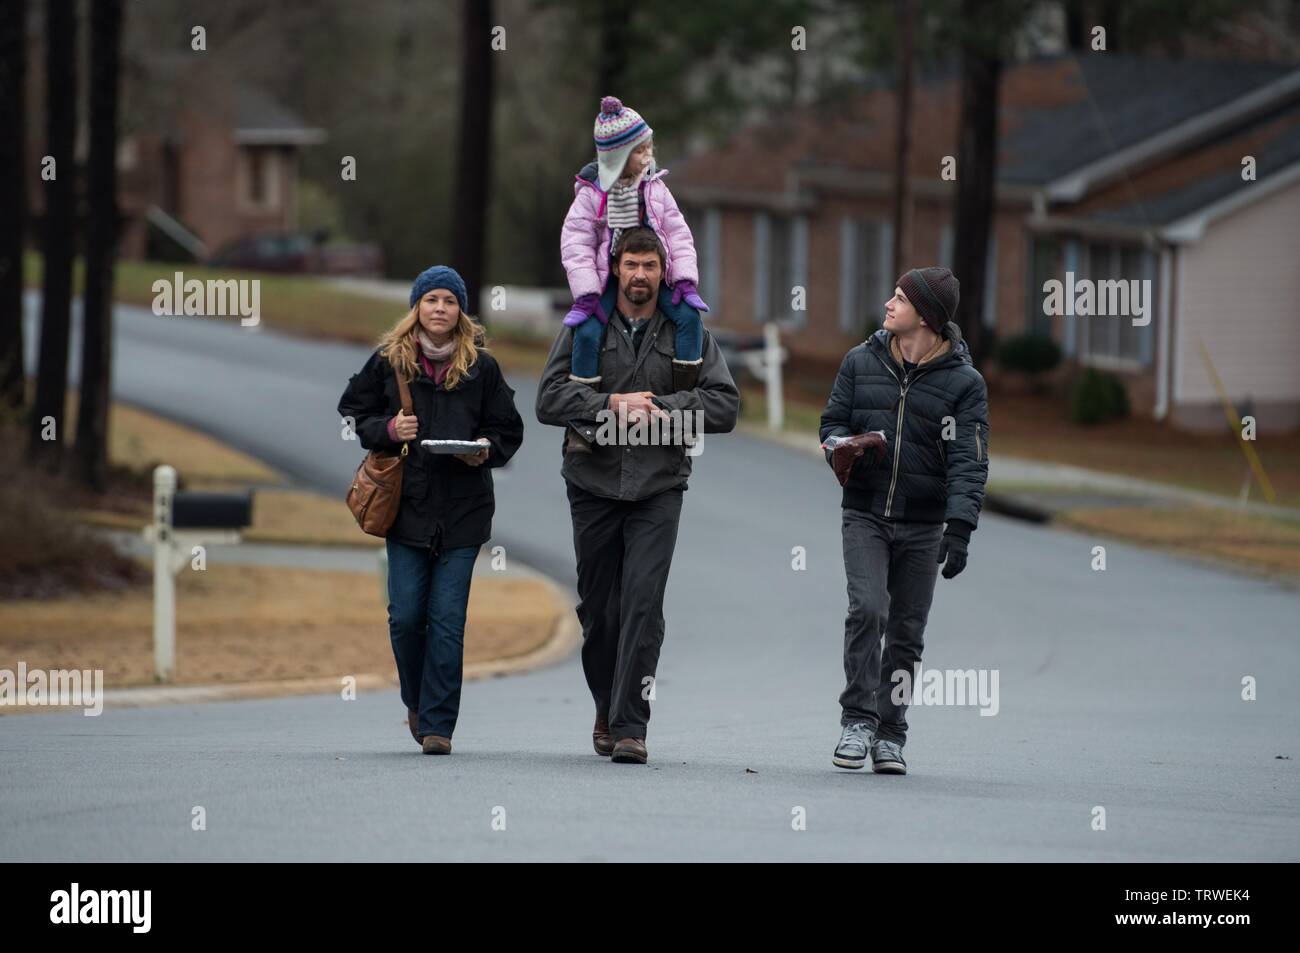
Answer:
[
  {"xmin": 767, "ymin": 215, "xmax": 793, "ymax": 321},
  {"xmin": 839, "ymin": 217, "xmax": 891, "ymax": 335},
  {"xmin": 702, "ymin": 208, "xmax": 722, "ymax": 319},
  {"xmin": 1026, "ymin": 236, "xmax": 1062, "ymax": 338},
  {"xmin": 682, "ymin": 204, "xmax": 722, "ymax": 319},
  {"xmin": 755, "ymin": 212, "xmax": 807, "ymax": 327},
  {"xmin": 1079, "ymin": 242, "xmax": 1154, "ymax": 367},
  {"xmin": 239, "ymin": 147, "xmax": 280, "ymax": 212}
]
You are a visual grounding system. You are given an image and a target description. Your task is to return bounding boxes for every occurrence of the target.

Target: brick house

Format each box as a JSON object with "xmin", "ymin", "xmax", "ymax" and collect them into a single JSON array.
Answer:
[
  {"xmin": 116, "ymin": 60, "xmax": 327, "ymax": 261},
  {"xmin": 670, "ymin": 54, "xmax": 1300, "ymax": 432},
  {"xmin": 27, "ymin": 57, "xmax": 325, "ymax": 264}
]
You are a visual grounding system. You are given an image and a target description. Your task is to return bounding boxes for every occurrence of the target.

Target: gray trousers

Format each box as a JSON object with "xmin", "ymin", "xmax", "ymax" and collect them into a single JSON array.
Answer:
[
  {"xmin": 840, "ymin": 507, "xmax": 944, "ymax": 746},
  {"xmin": 567, "ymin": 481, "xmax": 684, "ymax": 742}
]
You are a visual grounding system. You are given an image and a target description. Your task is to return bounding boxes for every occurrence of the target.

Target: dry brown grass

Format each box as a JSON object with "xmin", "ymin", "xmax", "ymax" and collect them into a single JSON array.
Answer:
[
  {"xmin": 1057, "ymin": 504, "xmax": 1300, "ymax": 578},
  {"xmin": 989, "ymin": 390, "xmax": 1300, "ymax": 509},
  {"xmin": 0, "ymin": 563, "xmax": 562, "ymax": 687}
]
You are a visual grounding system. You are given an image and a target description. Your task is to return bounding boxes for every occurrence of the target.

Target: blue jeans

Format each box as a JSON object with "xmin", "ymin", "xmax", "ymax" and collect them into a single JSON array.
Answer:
[
  {"xmin": 571, "ymin": 278, "xmax": 703, "ymax": 379},
  {"xmin": 386, "ymin": 538, "xmax": 479, "ymax": 739}
]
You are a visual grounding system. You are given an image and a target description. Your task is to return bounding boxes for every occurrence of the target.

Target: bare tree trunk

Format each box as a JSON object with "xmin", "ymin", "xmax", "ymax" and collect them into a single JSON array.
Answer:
[
  {"xmin": 30, "ymin": 0, "xmax": 77, "ymax": 463},
  {"xmin": 0, "ymin": 0, "xmax": 27, "ymax": 412},
  {"xmin": 890, "ymin": 0, "xmax": 915, "ymax": 282},
  {"xmin": 950, "ymin": 0, "xmax": 1001, "ymax": 369},
  {"xmin": 1064, "ymin": 0, "xmax": 1086, "ymax": 49},
  {"xmin": 75, "ymin": 0, "xmax": 123, "ymax": 491},
  {"xmin": 450, "ymin": 0, "xmax": 493, "ymax": 316},
  {"xmin": 596, "ymin": 3, "xmax": 629, "ymax": 101},
  {"xmin": 1097, "ymin": 0, "xmax": 1122, "ymax": 50}
]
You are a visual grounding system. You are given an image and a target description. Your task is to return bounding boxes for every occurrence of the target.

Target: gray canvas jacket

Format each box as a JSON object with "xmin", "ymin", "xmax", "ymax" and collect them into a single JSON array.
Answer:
[{"xmin": 535, "ymin": 308, "xmax": 740, "ymax": 501}]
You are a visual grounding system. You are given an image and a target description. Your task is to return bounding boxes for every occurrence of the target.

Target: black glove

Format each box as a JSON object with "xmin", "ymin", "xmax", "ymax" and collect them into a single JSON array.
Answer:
[{"xmin": 937, "ymin": 519, "xmax": 973, "ymax": 579}]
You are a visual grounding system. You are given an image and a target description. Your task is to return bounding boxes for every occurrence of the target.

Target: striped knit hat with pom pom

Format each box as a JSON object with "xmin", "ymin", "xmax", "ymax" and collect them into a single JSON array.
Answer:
[{"xmin": 594, "ymin": 96, "xmax": 653, "ymax": 192}]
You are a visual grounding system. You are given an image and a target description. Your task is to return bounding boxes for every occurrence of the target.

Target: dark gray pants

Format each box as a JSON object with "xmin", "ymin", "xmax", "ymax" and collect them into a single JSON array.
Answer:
[
  {"xmin": 840, "ymin": 507, "xmax": 944, "ymax": 746},
  {"xmin": 567, "ymin": 481, "xmax": 684, "ymax": 742}
]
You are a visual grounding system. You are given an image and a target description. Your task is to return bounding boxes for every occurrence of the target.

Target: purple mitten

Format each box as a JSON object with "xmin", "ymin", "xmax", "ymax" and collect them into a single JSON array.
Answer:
[
  {"xmin": 671, "ymin": 280, "xmax": 710, "ymax": 313},
  {"xmin": 563, "ymin": 293, "xmax": 604, "ymax": 328}
]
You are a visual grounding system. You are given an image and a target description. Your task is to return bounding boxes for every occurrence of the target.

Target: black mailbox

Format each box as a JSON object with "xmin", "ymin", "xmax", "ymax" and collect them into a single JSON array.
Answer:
[{"xmin": 172, "ymin": 491, "xmax": 254, "ymax": 529}]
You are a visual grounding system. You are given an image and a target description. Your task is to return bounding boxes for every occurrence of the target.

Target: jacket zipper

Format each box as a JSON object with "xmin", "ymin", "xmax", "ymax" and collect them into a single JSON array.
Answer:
[
  {"xmin": 880, "ymin": 353, "xmax": 937, "ymax": 518},
  {"xmin": 975, "ymin": 421, "xmax": 983, "ymax": 462},
  {"xmin": 884, "ymin": 364, "xmax": 908, "ymax": 517}
]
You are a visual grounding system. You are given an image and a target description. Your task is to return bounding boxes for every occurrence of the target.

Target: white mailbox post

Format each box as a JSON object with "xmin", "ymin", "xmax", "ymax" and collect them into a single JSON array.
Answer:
[
  {"xmin": 145, "ymin": 465, "xmax": 248, "ymax": 682},
  {"xmin": 740, "ymin": 321, "xmax": 789, "ymax": 432}
]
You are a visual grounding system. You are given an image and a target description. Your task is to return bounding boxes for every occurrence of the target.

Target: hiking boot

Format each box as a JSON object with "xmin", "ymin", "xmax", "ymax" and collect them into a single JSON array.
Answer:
[
  {"xmin": 421, "ymin": 735, "xmax": 453, "ymax": 755},
  {"xmin": 870, "ymin": 739, "xmax": 907, "ymax": 775},
  {"xmin": 610, "ymin": 737, "xmax": 647, "ymax": 764},
  {"xmin": 407, "ymin": 709, "xmax": 420, "ymax": 745},
  {"xmin": 833, "ymin": 721, "xmax": 874, "ymax": 769},
  {"xmin": 672, "ymin": 359, "xmax": 702, "ymax": 392},
  {"xmin": 593, "ymin": 716, "xmax": 614, "ymax": 757}
]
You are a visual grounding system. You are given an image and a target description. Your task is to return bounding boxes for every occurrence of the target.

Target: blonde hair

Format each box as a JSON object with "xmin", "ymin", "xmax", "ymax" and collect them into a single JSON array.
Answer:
[{"xmin": 378, "ymin": 303, "xmax": 487, "ymax": 391}]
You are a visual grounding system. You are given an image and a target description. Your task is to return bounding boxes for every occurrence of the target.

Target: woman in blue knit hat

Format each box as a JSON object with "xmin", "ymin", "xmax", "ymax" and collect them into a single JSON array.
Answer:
[
  {"xmin": 559, "ymin": 96, "xmax": 710, "ymax": 408},
  {"xmin": 338, "ymin": 265, "xmax": 525, "ymax": 755}
]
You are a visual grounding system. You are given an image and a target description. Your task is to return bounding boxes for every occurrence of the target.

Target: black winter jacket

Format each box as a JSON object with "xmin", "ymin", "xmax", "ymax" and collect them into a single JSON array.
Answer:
[
  {"xmin": 819, "ymin": 321, "xmax": 988, "ymax": 527},
  {"xmin": 337, "ymin": 348, "xmax": 524, "ymax": 551}
]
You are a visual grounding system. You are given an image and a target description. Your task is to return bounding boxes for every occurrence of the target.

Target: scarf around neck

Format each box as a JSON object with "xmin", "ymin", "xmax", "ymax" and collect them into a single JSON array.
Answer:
[{"xmin": 416, "ymin": 330, "xmax": 456, "ymax": 385}]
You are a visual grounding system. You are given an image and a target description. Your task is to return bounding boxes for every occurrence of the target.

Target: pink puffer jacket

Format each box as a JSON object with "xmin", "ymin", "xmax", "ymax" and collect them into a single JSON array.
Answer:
[{"xmin": 560, "ymin": 166, "xmax": 699, "ymax": 300}]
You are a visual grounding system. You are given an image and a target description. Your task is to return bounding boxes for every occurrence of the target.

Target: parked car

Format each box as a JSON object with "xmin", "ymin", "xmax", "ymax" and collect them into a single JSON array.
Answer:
[{"xmin": 206, "ymin": 230, "xmax": 384, "ymax": 278}]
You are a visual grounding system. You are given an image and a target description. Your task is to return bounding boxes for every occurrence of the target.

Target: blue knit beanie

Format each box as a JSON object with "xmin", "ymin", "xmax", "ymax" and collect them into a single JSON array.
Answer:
[{"xmin": 409, "ymin": 265, "xmax": 469, "ymax": 312}]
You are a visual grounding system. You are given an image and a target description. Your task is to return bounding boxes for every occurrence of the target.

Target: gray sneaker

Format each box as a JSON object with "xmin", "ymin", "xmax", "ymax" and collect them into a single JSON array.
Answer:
[
  {"xmin": 870, "ymin": 739, "xmax": 907, "ymax": 775},
  {"xmin": 833, "ymin": 722, "xmax": 874, "ymax": 769}
]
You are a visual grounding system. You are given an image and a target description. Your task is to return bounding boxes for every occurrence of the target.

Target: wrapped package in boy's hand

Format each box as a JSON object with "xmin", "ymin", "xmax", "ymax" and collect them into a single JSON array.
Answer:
[{"xmin": 821, "ymin": 431, "xmax": 888, "ymax": 487}]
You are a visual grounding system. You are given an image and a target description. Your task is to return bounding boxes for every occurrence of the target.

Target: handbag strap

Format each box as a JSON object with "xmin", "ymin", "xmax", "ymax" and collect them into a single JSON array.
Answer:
[
  {"xmin": 395, "ymin": 366, "xmax": 414, "ymax": 457},
  {"xmin": 396, "ymin": 367, "xmax": 413, "ymax": 416}
]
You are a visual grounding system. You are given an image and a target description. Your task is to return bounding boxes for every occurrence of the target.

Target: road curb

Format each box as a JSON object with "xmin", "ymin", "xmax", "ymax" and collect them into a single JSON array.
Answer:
[{"xmin": 983, "ymin": 492, "xmax": 1053, "ymax": 524}]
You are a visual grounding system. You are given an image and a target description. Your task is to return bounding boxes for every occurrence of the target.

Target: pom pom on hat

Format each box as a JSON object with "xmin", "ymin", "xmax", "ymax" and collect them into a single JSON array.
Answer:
[{"xmin": 593, "ymin": 95, "xmax": 653, "ymax": 191}]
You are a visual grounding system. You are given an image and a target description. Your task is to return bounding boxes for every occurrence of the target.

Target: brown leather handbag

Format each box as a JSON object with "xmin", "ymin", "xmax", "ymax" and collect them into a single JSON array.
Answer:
[{"xmin": 347, "ymin": 368, "xmax": 414, "ymax": 537}]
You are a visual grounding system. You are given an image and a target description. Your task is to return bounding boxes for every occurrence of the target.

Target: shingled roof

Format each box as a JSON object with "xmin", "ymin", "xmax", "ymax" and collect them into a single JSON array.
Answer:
[
  {"xmin": 998, "ymin": 54, "xmax": 1294, "ymax": 184},
  {"xmin": 671, "ymin": 53, "xmax": 1300, "ymax": 221},
  {"xmin": 233, "ymin": 82, "xmax": 326, "ymax": 146}
]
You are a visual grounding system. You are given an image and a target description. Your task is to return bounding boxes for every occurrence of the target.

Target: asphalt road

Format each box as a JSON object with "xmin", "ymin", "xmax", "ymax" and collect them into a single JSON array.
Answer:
[{"xmin": 3, "ymin": 297, "xmax": 1297, "ymax": 861}]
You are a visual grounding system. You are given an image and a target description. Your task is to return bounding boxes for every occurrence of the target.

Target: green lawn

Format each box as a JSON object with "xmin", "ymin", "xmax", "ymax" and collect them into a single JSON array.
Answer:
[
  {"xmin": 22, "ymin": 251, "xmax": 555, "ymax": 367},
  {"xmin": 24, "ymin": 251, "xmax": 403, "ymax": 344}
]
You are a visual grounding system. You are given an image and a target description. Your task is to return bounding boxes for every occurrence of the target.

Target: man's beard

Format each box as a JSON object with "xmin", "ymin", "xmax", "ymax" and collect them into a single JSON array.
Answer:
[{"xmin": 623, "ymin": 280, "xmax": 654, "ymax": 304}]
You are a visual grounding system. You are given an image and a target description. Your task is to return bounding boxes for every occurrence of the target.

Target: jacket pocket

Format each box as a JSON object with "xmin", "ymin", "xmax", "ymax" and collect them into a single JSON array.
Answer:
[
  {"xmin": 564, "ymin": 420, "xmax": 600, "ymax": 456},
  {"xmin": 446, "ymin": 465, "xmax": 491, "ymax": 498},
  {"xmin": 974, "ymin": 422, "xmax": 983, "ymax": 462},
  {"xmin": 401, "ymin": 462, "xmax": 429, "ymax": 502}
]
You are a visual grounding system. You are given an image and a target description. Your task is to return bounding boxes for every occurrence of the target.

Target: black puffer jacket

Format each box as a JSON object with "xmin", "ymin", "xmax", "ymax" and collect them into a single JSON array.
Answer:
[
  {"xmin": 819, "ymin": 321, "xmax": 988, "ymax": 527},
  {"xmin": 337, "ymin": 348, "xmax": 524, "ymax": 551}
]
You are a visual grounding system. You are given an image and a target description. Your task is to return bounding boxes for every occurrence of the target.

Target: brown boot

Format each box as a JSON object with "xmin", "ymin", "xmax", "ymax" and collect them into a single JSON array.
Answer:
[
  {"xmin": 421, "ymin": 735, "xmax": 453, "ymax": 755},
  {"xmin": 610, "ymin": 737, "xmax": 647, "ymax": 764},
  {"xmin": 407, "ymin": 709, "xmax": 420, "ymax": 745},
  {"xmin": 593, "ymin": 716, "xmax": 614, "ymax": 757},
  {"xmin": 672, "ymin": 359, "xmax": 702, "ymax": 393}
]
